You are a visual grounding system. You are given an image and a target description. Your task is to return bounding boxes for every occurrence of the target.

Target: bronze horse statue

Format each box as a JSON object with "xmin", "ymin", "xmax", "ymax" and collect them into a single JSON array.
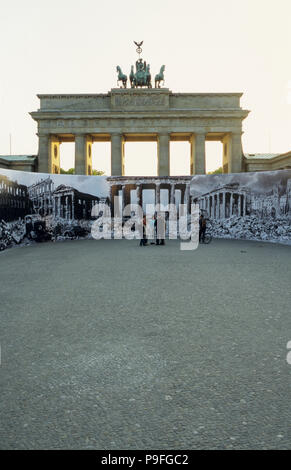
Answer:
[
  {"xmin": 129, "ymin": 65, "xmax": 135, "ymax": 88},
  {"xmin": 116, "ymin": 66, "xmax": 127, "ymax": 88},
  {"xmin": 155, "ymin": 65, "xmax": 165, "ymax": 88}
]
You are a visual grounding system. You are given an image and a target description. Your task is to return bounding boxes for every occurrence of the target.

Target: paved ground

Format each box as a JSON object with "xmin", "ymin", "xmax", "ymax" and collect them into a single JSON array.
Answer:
[{"xmin": 0, "ymin": 238, "xmax": 291, "ymax": 449}]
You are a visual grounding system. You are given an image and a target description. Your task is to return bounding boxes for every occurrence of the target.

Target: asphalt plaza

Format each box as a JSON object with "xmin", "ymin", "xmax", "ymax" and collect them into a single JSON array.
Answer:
[{"xmin": 0, "ymin": 238, "xmax": 291, "ymax": 449}]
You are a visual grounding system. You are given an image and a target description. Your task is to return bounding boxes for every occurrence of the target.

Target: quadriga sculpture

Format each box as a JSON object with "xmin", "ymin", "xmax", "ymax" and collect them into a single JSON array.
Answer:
[{"xmin": 130, "ymin": 59, "xmax": 152, "ymax": 88}]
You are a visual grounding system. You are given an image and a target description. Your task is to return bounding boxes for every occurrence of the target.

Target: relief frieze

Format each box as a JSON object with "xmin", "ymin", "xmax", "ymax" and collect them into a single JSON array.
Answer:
[{"xmin": 112, "ymin": 93, "xmax": 168, "ymax": 109}]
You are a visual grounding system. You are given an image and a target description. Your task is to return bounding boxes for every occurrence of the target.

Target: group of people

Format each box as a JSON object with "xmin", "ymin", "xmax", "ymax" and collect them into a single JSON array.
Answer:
[
  {"xmin": 139, "ymin": 212, "xmax": 208, "ymax": 246},
  {"xmin": 139, "ymin": 213, "xmax": 166, "ymax": 247}
]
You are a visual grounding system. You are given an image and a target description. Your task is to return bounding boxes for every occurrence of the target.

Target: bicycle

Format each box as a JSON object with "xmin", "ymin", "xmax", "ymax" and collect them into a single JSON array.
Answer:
[
  {"xmin": 200, "ymin": 218, "xmax": 213, "ymax": 244},
  {"xmin": 201, "ymin": 230, "xmax": 213, "ymax": 244}
]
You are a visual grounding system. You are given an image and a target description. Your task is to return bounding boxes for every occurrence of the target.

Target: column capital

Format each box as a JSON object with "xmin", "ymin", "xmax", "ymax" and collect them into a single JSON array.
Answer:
[
  {"xmin": 74, "ymin": 132, "xmax": 86, "ymax": 138},
  {"xmin": 192, "ymin": 131, "xmax": 206, "ymax": 137},
  {"xmin": 111, "ymin": 132, "xmax": 123, "ymax": 138},
  {"xmin": 50, "ymin": 134, "xmax": 62, "ymax": 143}
]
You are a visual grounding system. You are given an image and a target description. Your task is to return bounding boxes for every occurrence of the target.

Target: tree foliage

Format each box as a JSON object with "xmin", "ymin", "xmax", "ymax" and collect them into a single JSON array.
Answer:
[
  {"xmin": 60, "ymin": 168, "xmax": 105, "ymax": 175},
  {"xmin": 207, "ymin": 166, "xmax": 223, "ymax": 175}
]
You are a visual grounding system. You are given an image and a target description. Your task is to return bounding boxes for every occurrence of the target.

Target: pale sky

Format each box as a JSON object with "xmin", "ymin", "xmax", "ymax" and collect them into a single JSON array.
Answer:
[{"xmin": 0, "ymin": 0, "xmax": 290, "ymax": 175}]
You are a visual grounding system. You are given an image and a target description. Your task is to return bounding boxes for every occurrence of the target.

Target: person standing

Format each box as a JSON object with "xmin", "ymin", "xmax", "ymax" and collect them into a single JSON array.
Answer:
[
  {"xmin": 139, "ymin": 214, "xmax": 148, "ymax": 246},
  {"xmin": 150, "ymin": 214, "xmax": 156, "ymax": 244},
  {"xmin": 199, "ymin": 214, "xmax": 207, "ymax": 243},
  {"xmin": 155, "ymin": 212, "xmax": 166, "ymax": 245}
]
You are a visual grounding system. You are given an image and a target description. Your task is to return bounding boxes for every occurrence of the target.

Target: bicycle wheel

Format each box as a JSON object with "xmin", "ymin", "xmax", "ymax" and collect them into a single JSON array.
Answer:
[{"xmin": 203, "ymin": 233, "xmax": 212, "ymax": 244}]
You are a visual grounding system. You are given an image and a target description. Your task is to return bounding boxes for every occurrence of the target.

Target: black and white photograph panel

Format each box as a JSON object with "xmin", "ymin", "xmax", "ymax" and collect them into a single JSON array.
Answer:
[
  {"xmin": 0, "ymin": 169, "xmax": 110, "ymax": 250},
  {"xmin": 190, "ymin": 170, "xmax": 291, "ymax": 244}
]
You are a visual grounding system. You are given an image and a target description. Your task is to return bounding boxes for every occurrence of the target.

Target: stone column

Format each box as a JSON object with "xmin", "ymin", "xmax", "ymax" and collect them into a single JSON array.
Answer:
[
  {"xmin": 243, "ymin": 194, "xmax": 246, "ymax": 217},
  {"xmin": 75, "ymin": 134, "xmax": 86, "ymax": 175},
  {"xmin": 157, "ymin": 133, "xmax": 170, "ymax": 176},
  {"xmin": 62, "ymin": 196, "xmax": 65, "ymax": 218},
  {"xmin": 212, "ymin": 195, "xmax": 216, "ymax": 218},
  {"xmin": 111, "ymin": 133, "xmax": 124, "ymax": 176},
  {"xmin": 238, "ymin": 194, "xmax": 242, "ymax": 217},
  {"xmin": 222, "ymin": 191, "xmax": 226, "ymax": 219},
  {"xmin": 216, "ymin": 193, "xmax": 220, "ymax": 219},
  {"xmin": 121, "ymin": 185, "xmax": 126, "ymax": 212},
  {"xmin": 170, "ymin": 183, "xmax": 175, "ymax": 206},
  {"xmin": 230, "ymin": 193, "xmax": 233, "ymax": 217},
  {"xmin": 71, "ymin": 194, "xmax": 75, "ymax": 220},
  {"xmin": 222, "ymin": 135, "xmax": 229, "ymax": 174},
  {"xmin": 65, "ymin": 196, "xmax": 69, "ymax": 219},
  {"xmin": 110, "ymin": 185, "xmax": 120, "ymax": 217},
  {"xmin": 155, "ymin": 183, "xmax": 161, "ymax": 209},
  {"xmin": 45, "ymin": 196, "xmax": 48, "ymax": 216},
  {"xmin": 225, "ymin": 132, "xmax": 243, "ymax": 174},
  {"xmin": 213, "ymin": 194, "xmax": 216, "ymax": 219},
  {"xmin": 190, "ymin": 132, "xmax": 206, "ymax": 175},
  {"xmin": 184, "ymin": 184, "xmax": 190, "ymax": 214},
  {"xmin": 136, "ymin": 184, "xmax": 142, "ymax": 208},
  {"xmin": 37, "ymin": 134, "xmax": 50, "ymax": 173},
  {"xmin": 214, "ymin": 195, "xmax": 217, "ymax": 219},
  {"xmin": 75, "ymin": 134, "xmax": 92, "ymax": 175},
  {"xmin": 58, "ymin": 196, "xmax": 61, "ymax": 218}
]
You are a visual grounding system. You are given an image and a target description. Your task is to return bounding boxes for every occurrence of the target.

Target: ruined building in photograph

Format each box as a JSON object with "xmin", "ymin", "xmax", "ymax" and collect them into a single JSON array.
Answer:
[
  {"xmin": 107, "ymin": 176, "xmax": 192, "ymax": 216},
  {"xmin": 194, "ymin": 179, "xmax": 291, "ymax": 220},
  {"xmin": 0, "ymin": 174, "xmax": 31, "ymax": 221},
  {"xmin": 1, "ymin": 173, "xmax": 102, "ymax": 223},
  {"xmin": 194, "ymin": 184, "xmax": 249, "ymax": 219},
  {"xmin": 28, "ymin": 177, "xmax": 54, "ymax": 216},
  {"xmin": 52, "ymin": 185, "xmax": 100, "ymax": 220}
]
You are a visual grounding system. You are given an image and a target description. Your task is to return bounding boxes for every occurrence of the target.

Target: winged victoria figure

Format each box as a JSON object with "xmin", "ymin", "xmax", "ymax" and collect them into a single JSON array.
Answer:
[{"xmin": 130, "ymin": 40, "xmax": 152, "ymax": 88}]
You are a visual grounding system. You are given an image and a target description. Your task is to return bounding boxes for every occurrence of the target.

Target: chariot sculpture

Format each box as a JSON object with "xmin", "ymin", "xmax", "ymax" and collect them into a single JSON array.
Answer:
[
  {"xmin": 116, "ymin": 41, "xmax": 165, "ymax": 89},
  {"xmin": 130, "ymin": 59, "xmax": 152, "ymax": 88}
]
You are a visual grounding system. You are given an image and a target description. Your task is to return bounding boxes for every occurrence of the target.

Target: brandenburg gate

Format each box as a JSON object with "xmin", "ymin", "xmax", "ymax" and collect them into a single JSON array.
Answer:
[
  {"xmin": 30, "ymin": 88, "xmax": 249, "ymax": 176},
  {"xmin": 30, "ymin": 41, "xmax": 249, "ymax": 177}
]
